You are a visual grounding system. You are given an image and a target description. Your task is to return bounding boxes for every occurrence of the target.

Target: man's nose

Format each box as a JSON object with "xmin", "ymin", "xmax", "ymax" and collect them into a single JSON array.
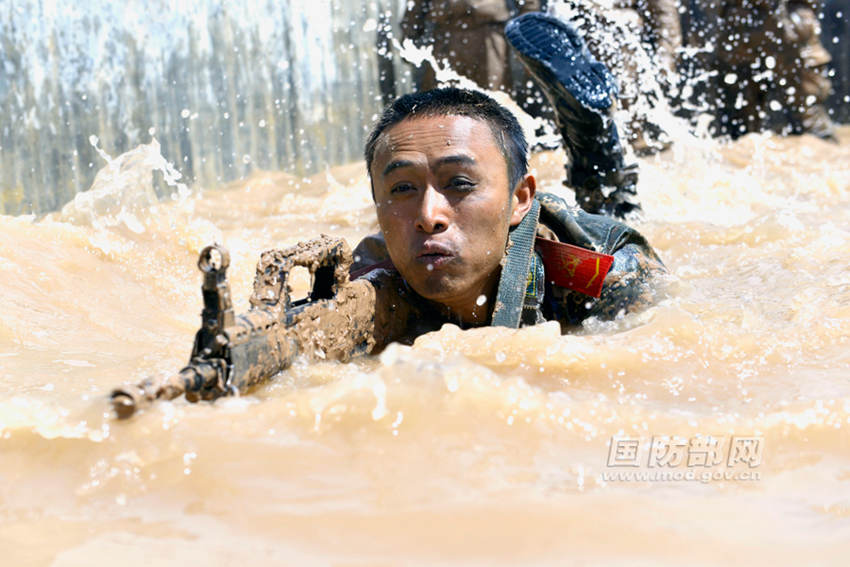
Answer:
[{"xmin": 415, "ymin": 185, "xmax": 449, "ymax": 233}]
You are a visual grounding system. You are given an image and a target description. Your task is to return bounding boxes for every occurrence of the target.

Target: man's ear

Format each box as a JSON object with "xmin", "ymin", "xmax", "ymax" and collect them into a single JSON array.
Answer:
[{"xmin": 509, "ymin": 173, "xmax": 537, "ymax": 227}]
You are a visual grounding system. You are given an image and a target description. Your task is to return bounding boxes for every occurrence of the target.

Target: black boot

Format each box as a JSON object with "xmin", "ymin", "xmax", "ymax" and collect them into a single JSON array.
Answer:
[{"xmin": 505, "ymin": 13, "xmax": 640, "ymax": 218}]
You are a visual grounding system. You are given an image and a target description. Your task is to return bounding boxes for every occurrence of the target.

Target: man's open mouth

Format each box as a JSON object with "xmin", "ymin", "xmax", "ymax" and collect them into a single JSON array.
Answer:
[{"xmin": 416, "ymin": 242, "xmax": 455, "ymax": 268}]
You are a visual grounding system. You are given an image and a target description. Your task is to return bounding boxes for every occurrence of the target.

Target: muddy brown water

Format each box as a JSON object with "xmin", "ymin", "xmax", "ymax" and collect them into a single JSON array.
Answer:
[{"xmin": 1, "ymin": 128, "xmax": 849, "ymax": 565}]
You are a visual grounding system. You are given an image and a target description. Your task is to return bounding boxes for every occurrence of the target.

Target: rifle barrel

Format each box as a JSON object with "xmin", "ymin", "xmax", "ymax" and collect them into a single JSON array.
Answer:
[{"xmin": 111, "ymin": 364, "xmax": 220, "ymax": 419}]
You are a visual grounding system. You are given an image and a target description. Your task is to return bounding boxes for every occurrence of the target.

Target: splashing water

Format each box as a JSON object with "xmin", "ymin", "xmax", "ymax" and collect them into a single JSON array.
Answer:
[
  {"xmin": 2, "ymin": 2, "xmax": 850, "ymax": 564},
  {"xmin": 2, "ymin": 120, "xmax": 850, "ymax": 563},
  {"xmin": 55, "ymin": 138, "xmax": 190, "ymax": 231}
]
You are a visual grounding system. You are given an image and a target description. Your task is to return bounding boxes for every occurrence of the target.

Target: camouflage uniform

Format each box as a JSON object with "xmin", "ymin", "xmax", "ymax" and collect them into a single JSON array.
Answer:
[
  {"xmin": 401, "ymin": 0, "xmax": 543, "ymax": 91},
  {"xmin": 351, "ymin": 192, "xmax": 665, "ymax": 348},
  {"xmin": 704, "ymin": 0, "xmax": 835, "ymax": 139}
]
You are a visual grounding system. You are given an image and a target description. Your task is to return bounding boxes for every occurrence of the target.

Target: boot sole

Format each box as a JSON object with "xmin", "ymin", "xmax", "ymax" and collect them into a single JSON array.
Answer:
[{"xmin": 505, "ymin": 13, "xmax": 617, "ymax": 114}]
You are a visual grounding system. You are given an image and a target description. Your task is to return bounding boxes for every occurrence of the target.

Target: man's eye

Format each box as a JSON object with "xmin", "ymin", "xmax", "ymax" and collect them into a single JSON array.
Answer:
[
  {"xmin": 390, "ymin": 183, "xmax": 416, "ymax": 194},
  {"xmin": 447, "ymin": 177, "xmax": 475, "ymax": 191}
]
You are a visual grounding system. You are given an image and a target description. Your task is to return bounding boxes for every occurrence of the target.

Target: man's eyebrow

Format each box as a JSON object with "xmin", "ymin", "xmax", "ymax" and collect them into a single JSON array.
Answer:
[
  {"xmin": 435, "ymin": 154, "xmax": 476, "ymax": 168},
  {"xmin": 381, "ymin": 154, "xmax": 477, "ymax": 177},
  {"xmin": 382, "ymin": 159, "xmax": 415, "ymax": 177}
]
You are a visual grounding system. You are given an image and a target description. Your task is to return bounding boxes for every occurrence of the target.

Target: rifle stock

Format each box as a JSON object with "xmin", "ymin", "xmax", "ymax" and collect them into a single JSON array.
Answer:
[{"xmin": 111, "ymin": 235, "xmax": 377, "ymax": 419}]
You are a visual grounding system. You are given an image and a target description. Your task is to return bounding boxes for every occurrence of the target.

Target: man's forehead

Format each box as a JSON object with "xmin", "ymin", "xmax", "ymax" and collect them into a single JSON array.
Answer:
[{"xmin": 374, "ymin": 114, "xmax": 501, "ymax": 157}]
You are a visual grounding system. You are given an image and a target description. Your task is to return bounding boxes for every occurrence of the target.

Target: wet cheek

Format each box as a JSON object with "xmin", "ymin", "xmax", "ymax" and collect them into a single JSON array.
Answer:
[{"xmin": 377, "ymin": 211, "xmax": 402, "ymax": 239}]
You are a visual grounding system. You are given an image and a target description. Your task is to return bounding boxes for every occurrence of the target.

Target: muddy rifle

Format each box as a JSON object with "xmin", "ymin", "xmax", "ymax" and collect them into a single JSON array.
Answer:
[{"xmin": 110, "ymin": 235, "xmax": 378, "ymax": 419}]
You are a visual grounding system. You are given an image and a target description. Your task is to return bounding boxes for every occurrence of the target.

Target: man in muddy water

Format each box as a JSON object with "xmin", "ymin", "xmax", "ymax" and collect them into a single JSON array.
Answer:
[
  {"xmin": 350, "ymin": 17, "xmax": 666, "ymax": 349},
  {"xmin": 111, "ymin": 15, "xmax": 667, "ymax": 416}
]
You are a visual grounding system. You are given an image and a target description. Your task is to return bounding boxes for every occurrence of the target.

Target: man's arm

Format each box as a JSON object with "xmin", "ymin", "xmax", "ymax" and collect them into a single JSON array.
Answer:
[
  {"xmin": 535, "ymin": 192, "xmax": 666, "ymax": 326},
  {"xmin": 586, "ymin": 242, "xmax": 665, "ymax": 321}
]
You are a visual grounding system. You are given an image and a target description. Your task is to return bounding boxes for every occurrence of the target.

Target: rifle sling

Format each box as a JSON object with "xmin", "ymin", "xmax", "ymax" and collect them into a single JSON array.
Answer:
[{"xmin": 491, "ymin": 198, "xmax": 540, "ymax": 328}]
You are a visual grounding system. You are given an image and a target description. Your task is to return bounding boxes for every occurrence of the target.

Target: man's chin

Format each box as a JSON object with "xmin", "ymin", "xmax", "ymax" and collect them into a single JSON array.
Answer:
[{"xmin": 404, "ymin": 271, "xmax": 465, "ymax": 305}]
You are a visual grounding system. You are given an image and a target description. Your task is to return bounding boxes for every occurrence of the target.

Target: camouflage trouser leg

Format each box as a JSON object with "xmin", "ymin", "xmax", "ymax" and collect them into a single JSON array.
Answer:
[
  {"xmin": 787, "ymin": 3, "xmax": 835, "ymax": 139},
  {"xmin": 789, "ymin": 63, "xmax": 835, "ymax": 139},
  {"xmin": 717, "ymin": 62, "xmax": 768, "ymax": 138},
  {"xmin": 550, "ymin": 0, "xmax": 676, "ymax": 155},
  {"xmin": 426, "ymin": 25, "xmax": 512, "ymax": 91},
  {"xmin": 713, "ymin": 0, "xmax": 835, "ymax": 139},
  {"xmin": 505, "ymin": 11, "xmax": 642, "ymax": 218}
]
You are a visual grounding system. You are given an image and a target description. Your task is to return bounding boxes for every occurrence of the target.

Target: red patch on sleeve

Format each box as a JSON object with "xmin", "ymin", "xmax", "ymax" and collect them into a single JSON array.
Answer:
[{"xmin": 535, "ymin": 237, "xmax": 614, "ymax": 298}]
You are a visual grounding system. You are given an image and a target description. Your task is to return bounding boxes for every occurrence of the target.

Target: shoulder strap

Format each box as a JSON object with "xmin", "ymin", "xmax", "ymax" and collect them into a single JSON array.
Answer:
[{"xmin": 491, "ymin": 198, "xmax": 541, "ymax": 328}]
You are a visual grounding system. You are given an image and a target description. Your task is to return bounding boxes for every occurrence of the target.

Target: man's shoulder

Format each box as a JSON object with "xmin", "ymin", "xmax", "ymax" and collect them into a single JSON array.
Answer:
[
  {"xmin": 536, "ymin": 191, "xmax": 661, "ymax": 261},
  {"xmin": 351, "ymin": 232, "xmax": 391, "ymax": 275},
  {"xmin": 533, "ymin": 192, "xmax": 666, "ymax": 326}
]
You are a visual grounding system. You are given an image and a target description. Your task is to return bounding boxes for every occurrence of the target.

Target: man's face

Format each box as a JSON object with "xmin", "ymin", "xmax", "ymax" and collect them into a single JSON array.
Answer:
[{"xmin": 369, "ymin": 114, "xmax": 529, "ymax": 320}]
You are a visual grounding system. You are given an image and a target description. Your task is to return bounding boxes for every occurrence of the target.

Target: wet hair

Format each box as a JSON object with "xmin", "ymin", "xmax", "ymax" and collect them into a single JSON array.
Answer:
[{"xmin": 364, "ymin": 87, "xmax": 529, "ymax": 193}]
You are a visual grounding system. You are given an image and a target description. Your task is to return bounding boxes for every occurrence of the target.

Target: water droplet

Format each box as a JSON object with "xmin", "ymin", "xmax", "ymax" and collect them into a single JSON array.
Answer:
[
  {"xmin": 723, "ymin": 73, "xmax": 738, "ymax": 85},
  {"xmin": 180, "ymin": 108, "xmax": 190, "ymax": 118},
  {"xmin": 426, "ymin": 263, "xmax": 434, "ymax": 271},
  {"xmin": 476, "ymin": 294, "xmax": 487, "ymax": 306},
  {"xmin": 242, "ymin": 154, "xmax": 252, "ymax": 164}
]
